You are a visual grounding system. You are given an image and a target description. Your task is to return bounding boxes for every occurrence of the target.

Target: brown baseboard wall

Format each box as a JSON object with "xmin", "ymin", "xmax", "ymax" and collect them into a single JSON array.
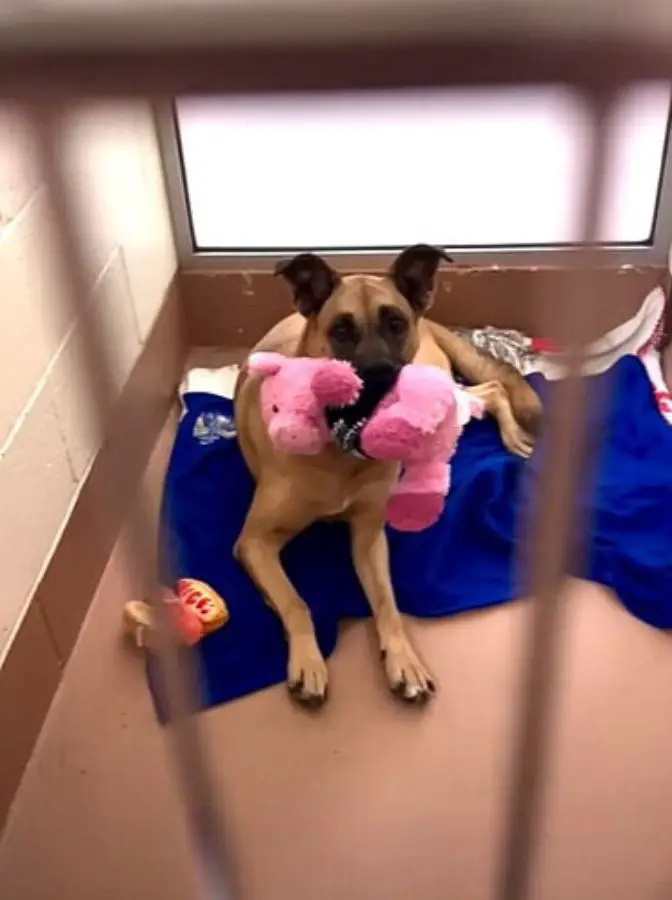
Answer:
[
  {"xmin": 0, "ymin": 278, "xmax": 187, "ymax": 831},
  {"xmin": 180, "ymin": 264, "xmax": 665, "ymax": 348}
]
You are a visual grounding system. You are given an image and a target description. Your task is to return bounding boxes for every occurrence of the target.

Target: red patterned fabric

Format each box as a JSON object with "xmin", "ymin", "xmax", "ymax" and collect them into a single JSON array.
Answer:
[{"xmin": 637, "ymin": 303, "xmax": 667, "ymax": 356}]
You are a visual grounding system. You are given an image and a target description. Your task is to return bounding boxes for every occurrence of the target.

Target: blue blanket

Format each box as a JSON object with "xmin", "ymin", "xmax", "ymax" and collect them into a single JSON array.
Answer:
[{"xmin": 148, "ymin": 356, "xmax": 672, "ymax": 717}]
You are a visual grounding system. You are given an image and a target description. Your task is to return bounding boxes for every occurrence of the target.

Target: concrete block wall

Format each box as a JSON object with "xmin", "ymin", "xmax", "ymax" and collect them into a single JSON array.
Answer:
[{"xmin": 0, "ymin": 102, "xmax": 177, "ymax": 661}]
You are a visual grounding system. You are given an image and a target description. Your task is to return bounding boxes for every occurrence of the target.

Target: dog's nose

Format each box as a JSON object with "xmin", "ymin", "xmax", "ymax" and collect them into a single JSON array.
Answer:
[
  {"xmin": 354, "ymin": 360, "xmax": 402, "ymax": 407},
  {"xmin": 356, "ymin": 359, "xmax": 401, "ymax": 380}
]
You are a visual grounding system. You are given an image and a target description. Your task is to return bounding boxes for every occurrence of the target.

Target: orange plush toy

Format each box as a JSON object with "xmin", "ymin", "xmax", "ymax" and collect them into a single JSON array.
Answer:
[{"xmin": 123, "ymin": 579, "xmax": 228, "ymax": 648}]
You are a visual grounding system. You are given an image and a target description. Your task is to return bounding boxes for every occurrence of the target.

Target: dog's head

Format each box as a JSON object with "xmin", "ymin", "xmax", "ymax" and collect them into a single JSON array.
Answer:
[{"xmin": 274, "ymin": 244, "xmax": 452, "ymax": 379}]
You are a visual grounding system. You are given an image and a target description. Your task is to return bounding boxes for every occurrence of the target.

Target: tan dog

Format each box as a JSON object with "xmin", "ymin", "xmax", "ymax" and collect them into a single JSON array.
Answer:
[{"xmin": 234, "ymin": 245, "xmax": 541, "ymax": 707}]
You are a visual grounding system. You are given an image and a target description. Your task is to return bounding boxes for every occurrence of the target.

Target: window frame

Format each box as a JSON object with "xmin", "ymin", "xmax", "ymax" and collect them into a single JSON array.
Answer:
[{"xmin": 156, "ymin": 97, "xmax": 672, "ymax": 270}]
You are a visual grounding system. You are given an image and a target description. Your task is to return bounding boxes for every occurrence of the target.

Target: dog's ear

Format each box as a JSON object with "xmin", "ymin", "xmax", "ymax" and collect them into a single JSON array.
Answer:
[
  {"xmin": 274, "ymin": 253, "xmax": 340, "ymax": 317},
  {"xmin": 389, "ymin": 244, "xmax": 453, "ymax": 315}
]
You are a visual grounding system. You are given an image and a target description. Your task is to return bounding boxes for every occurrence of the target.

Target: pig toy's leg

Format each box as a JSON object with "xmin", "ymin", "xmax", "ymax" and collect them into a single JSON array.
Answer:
[{"xmin": 385, "ymin": 459, "xmax": 450, "ymax": 532}]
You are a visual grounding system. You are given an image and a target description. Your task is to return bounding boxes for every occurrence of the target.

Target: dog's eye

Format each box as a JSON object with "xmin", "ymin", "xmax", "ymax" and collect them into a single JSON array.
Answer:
[
  {"xmin": 378, "ymin": 306, "xmax": 409, "ymax": 338},
  {"xmin": 332, "ymin": 325, "xmax": 351, "ymax": 342},
  {"xmin": 329, "ymin": 316, "xmax": 357, "ymax": 344},
  {"xmin": 387, "ymin": 315, "xmax": 408, "ymax": 337}
]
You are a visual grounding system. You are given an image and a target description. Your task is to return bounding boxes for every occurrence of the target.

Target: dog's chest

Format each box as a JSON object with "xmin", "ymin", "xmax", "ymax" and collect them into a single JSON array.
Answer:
[{"xmin": 308, "ymin": 459, "xmax": 399, "ymax": 521}]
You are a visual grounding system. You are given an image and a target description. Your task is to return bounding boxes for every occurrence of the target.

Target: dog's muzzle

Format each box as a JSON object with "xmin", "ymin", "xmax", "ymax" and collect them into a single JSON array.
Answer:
[{"xmin": 325, "ymin": 360, "xmax": 402, "ymax": 458}]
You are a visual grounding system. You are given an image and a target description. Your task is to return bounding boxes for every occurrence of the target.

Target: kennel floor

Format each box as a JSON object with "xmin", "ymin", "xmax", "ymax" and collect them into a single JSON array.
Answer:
[{"xmin": 1, "ymin": 353, "xmax": 672, "ymax": 900}]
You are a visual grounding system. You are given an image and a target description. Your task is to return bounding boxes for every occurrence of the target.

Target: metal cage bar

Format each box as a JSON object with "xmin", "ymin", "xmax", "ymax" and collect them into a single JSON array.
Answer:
[
  {"xmin": 2, "ymin": 5, "xmax": 666, "ymax": 899},
  {"xmin": 496, "ymin": 92, "xmax": 615, "ymax": 900},
  {"xmin": 28, "ymin": 102, "xmax": 237, "ymax": 900},
  {"xmin": 2, "ymin": 2, "xmax": 672, "ymax": 98}
]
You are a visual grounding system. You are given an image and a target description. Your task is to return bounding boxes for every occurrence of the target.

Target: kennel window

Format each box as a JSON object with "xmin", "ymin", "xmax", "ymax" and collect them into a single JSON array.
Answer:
[{"xmin": 165, "ymin": 82, "xmax": 672, "ymax": 264}]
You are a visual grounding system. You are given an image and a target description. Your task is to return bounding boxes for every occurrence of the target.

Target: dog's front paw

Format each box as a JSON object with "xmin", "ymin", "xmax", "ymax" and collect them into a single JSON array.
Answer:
[
  {"xmin": 287, "ymin": 637, "xmax": 329, "ymax": 709},
  {"xmin": 381, "ymin": 634, "xmax": 436, "ymax": 704},
  {"xmin": 501, "ymin": 419, "xmax": 535, "ymax": 459}
]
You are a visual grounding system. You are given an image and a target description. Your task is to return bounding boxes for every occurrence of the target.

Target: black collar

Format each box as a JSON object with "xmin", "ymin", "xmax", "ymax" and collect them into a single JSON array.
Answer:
[{"xmin": 325, "ymin": 365, "xmax": 400, "ymax": 458}]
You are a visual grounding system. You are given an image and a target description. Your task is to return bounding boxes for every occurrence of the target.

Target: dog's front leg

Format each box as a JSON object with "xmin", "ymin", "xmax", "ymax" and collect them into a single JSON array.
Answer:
[
  {"xmin": 350, "ymin": 507, "xmax": 436, "ymax": 703},
  {"xmin": 235, "ymin": 494, "xmax": 328, "ymax": 708}
]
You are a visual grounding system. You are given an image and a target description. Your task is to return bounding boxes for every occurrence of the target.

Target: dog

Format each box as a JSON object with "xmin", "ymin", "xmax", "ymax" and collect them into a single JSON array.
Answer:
[{"xmin": 234, "ymin": 245, "xmax": 541, "ymax": 707}]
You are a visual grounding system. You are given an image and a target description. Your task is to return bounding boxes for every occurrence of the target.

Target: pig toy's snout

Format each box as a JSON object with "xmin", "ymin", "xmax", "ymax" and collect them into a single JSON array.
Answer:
[{"xmin": 270, "ymin": 415, "xmax": 324, "ymax": 455}]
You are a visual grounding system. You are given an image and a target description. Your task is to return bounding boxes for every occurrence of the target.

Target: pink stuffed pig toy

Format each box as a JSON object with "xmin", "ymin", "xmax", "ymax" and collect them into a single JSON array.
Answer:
[
  {"xmin": 246, "ymin": 352, "xmax": 362, "ymax": 455},
  {"xmin": 360, "ymin": 365, "xmax": 484, "ymax": 532}
]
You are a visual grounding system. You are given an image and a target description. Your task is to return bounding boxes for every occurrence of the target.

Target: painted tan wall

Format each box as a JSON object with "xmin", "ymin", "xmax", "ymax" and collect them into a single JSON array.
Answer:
[{"xmin": 0, "ymin": 102, "xmax": 177, "ymax": 661}]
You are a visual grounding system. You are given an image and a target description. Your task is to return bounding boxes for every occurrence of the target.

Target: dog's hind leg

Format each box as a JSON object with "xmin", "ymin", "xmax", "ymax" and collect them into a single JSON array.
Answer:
[
  {"xmin": 466, "ymin": 380, "xmax": 534, "ymax": 458},
  {"xmin": 426, "ymin": 319, "xmax": 542, "ymax": 436}
]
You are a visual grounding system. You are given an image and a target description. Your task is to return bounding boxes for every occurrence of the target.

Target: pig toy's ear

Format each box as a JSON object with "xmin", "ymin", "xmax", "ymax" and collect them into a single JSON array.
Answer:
[{"xmin": 247, "ymin": 352, "xmax": 286, "ymax": 377}]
